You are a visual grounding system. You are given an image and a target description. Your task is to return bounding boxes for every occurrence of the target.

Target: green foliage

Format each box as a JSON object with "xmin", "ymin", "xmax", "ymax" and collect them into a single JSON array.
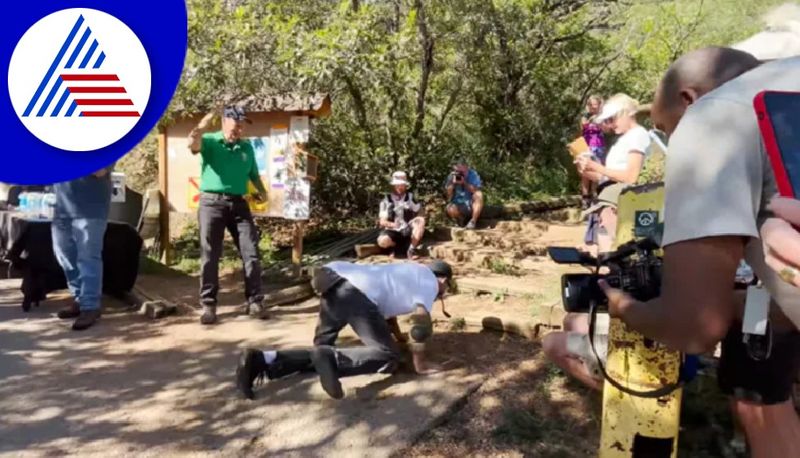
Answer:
[
  {"xmin": 489, "ymin": 258, "xmax": 521, "ymax": 277},
  {"xmin": 492, "ymin": 408, "xmax": 546, "ymax": 444},
  {"xmin": 448, "ymin": 316, "xmax": 467, "ymax": 332},
  {"xmin": 117, "ymin": 132, "xmax": 158, "ymax": 193},
  {"xmin": 258, "ymin": 232, "xmax": 277, "ymax": 265},
  {"xmin": 151, "ymin": 0, "xmax": 783, "ymax": 217},
  {"xmin": 170, "ymin": 219, "xmax": 278, "ymax": 274}
]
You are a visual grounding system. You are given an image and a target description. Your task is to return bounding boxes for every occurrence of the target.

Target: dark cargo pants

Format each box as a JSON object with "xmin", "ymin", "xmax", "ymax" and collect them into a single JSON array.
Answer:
[
  {"xmin": 269, "ymin": 268, "xmax": 400, "ymax": 379},
  {"xmin": 198, "ymin": 192, "xmax": 263, "ymax": 306}
]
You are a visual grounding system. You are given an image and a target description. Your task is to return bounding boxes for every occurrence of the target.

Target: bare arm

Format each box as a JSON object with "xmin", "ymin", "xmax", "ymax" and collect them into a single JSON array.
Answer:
[
  {"xmin": 606, "ymin": 236, "xmax": 744, "ymax": 353},
  {"xmin": 188, "ymin": 110, "xmax": 218, "ymax": 154},
  {"xmin": 386, "ymin": 317, "xmax": 407, "ymax": 342},
  {"xmin": 593, "ymin": 152, "xmax": 645, "ymax": 185},
  {"xmin": 409, "ymin": 305, "xmax": 441, "ymax": 374},
  {"xmin": 248, "ymin": 156, "xmax": 267, "ymax": 200}
]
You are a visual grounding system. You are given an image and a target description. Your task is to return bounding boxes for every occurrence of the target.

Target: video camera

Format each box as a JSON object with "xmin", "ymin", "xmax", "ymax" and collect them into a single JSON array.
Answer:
[{"xmin": 547, "ymin": 238, "xmax": 662, "ymax": 313}]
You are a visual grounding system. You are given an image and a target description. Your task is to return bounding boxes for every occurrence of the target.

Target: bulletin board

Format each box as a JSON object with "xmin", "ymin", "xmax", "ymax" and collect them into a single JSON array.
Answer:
[{"xmin": 185, "ymin": 115, "xmax": 315, "ymax": 220}]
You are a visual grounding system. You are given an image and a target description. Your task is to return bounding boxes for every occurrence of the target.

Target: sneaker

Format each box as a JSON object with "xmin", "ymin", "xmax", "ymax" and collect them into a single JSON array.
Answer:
[
  {"xmin": 236, "ymin": 348, "xmax": 268, "ymax": 400},
  {"xmin": 57, "ymin": 302, "xmax": 80, "ymax": 319},
  {"xmin": 72, "ymin": 309, "xmax": 101, "ymax": 331},
  {"xmin": 248, "ymin": 300, "xmax": 270, "ymax": 320},
  {"xmin": 407, "ymin": 245, "xmax": 420, "ymax": 260},
  {"xmin": 310, "ymin": 346, "xmax": 343, "ymax": 399},
  {"xmin": 200, "ymin": 305, "xmax": 217, "ymax": 325},
  {"xmin": 465, "ymin": 220, "xmax": 476, "ymax": 230}
]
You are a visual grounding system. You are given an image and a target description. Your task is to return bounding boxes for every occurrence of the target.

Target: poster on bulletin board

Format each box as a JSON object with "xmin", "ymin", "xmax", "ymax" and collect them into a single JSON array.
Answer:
[{"xmin": 186, "ymin": 123, "xmax": 313, "ymax": 220}]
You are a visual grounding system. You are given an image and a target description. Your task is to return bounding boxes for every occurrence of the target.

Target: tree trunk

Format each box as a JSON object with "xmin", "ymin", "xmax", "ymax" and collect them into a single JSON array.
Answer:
[{"xmin": 412, "ymin": 0, "xmax": 434, "ymax": 142}]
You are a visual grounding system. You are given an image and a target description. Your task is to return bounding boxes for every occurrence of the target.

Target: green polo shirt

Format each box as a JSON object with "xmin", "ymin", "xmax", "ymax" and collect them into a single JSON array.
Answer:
[{"xmin": 199, "ymin": 131, "xmax": 259, "ymax": 196}]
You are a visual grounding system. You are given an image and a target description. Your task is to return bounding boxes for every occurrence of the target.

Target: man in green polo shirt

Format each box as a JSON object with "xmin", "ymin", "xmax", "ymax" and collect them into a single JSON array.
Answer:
[{"xmin": 188, "ymin": 105, "xmax": 269, "ymax": 325}]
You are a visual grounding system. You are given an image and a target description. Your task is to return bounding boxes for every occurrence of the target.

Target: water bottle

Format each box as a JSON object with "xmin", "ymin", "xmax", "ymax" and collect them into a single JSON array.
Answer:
[
  {"xmin": 29, "ymin": 193, "xmax": 42, "ymax": 219},
  {"xmin": 18, "ymin": 192, "xmax": 28, "ymax": 215},
  {"xmin": 44, "ymin": 193, "xmax": 56, "ymax": 219}
]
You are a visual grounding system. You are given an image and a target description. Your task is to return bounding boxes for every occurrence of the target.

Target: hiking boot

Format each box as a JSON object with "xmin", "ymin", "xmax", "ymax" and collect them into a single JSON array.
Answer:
[
  {"xmin": 200, "ymin": 305, "xmax": 217, "ymax": 325},
  {"xmin": 465, "ymin": 220, "xmax": 476, "ymax": 230},
  {"xmin": 57, "ymin": 302, "xmax": 80, "ymax": 319},
  {"xmin": 248, "ymin": 299, "xmax": 270, "ymax": 320},
  {"xmin": 72, "ymin": 309, "xmax": 101, "ymax": 331},
  {"xmin": 236, "ymin": 348, "xmax": 268, "ymax": 400},
  {"xmin": 310, "ymin": 346, "xmax": 343, "ymax": 399}
]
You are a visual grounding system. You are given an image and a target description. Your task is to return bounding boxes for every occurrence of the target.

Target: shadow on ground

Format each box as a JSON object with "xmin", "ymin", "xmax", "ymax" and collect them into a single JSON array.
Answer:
[{"xmin": 0, "ymin": 278, "xmax": 600, "ymax": 458}]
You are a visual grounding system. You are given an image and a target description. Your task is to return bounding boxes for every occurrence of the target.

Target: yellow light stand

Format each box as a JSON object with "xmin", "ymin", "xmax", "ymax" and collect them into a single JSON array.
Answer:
[{"xmin": 600, "ymin": 183, "xmax": 683, "ymax": 458}]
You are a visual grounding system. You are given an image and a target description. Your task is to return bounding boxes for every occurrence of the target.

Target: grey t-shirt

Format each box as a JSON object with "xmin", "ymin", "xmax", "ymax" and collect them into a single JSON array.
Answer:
[{"xmin": 662, "ymin": 57, "xmax": 800, "ymax": 328}]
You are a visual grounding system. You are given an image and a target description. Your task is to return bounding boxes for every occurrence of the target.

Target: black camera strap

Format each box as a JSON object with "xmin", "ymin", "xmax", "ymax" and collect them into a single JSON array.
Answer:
[{"xmin": 587, "ymin": 300, "xmax": 684, "ymax": 399}]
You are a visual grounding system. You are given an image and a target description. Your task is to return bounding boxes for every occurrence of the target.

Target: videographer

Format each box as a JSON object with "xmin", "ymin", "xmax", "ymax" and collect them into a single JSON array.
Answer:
[
  {"xmin": 444, "ymin": 159, "xmax": 483, "ymax": 230},
  {"xmin": 377, "ymin": 171, "xmax": 426, "ymax": 259},
  {"xmin": 602, "ymin": 48, "xmax": 800, "ymax": 458},
  {"xmin": 762, "ymin": 196, "xmax": 800, "ymax": 289}
]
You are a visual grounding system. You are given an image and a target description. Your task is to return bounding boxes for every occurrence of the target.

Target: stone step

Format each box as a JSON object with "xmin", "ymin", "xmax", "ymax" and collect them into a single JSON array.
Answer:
[
  {"xmin": 540, "ymin": 208, "xmax": 583, "ymax": 224},
  {"xmin": 429, "ymin": 243, "xmax": 550, "ymax": 273},
  {"xmin": 432, "ymin": 219, "xmax": 551, "ymax": 242}
]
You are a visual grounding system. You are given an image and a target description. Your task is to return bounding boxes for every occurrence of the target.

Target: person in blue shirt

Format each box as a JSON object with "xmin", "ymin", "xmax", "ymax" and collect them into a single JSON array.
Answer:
[
  {"xmin": 443, "ymin": 159, "xmax": 484, "ymax": 229},
  {"xmin": 51, "ymin": 166, "xmax": 114, "ymax": 331}
]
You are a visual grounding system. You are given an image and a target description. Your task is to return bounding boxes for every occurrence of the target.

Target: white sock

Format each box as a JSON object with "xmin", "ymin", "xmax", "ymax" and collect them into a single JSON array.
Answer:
[{"xmin": 262, "ymin": 350, "xmax": 277, "ymax": 364}]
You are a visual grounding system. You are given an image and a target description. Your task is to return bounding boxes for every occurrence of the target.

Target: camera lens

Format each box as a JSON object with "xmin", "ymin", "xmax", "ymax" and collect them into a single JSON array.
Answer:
[{"xmin": 561, "ymin": 274, "xmax": 607, "ymax": 313}]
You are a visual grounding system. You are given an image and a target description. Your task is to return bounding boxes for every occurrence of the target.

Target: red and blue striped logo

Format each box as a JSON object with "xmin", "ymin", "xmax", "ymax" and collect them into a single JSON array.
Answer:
[{"xmin": 22, "ymin": 14, "xmax": 140, "ymax": 119}]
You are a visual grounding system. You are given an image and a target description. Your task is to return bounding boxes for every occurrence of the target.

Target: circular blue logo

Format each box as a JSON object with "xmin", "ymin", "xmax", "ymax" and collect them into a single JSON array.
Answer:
[{"xmin": 3, "ymin": 1, "xmax": 187, "ymax": 184}]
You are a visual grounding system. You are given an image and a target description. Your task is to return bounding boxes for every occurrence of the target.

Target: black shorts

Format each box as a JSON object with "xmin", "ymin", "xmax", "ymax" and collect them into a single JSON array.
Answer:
[
  {"xmin": 718, "ymin": 321, "xmax": 800, "ymax": 405},
  {"xmin": 379, "ymin": 227, "xmax": 412, "ymax": 245}
]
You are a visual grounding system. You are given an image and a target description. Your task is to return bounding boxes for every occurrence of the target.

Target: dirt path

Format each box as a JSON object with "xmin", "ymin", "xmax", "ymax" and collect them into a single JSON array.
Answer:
[{"xmin": 0, "ymin": 270, "xmax": 594, "ymax": 458}]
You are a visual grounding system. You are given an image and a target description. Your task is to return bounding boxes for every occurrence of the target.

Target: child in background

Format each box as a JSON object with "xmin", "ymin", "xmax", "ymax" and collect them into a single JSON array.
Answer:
[{"xmin": 579, "ymin": 95, "xmax": 607, "ymax": 209}]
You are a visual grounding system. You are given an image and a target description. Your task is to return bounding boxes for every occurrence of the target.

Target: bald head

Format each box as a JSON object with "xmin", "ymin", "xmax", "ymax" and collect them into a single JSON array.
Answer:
[{"xmin": 652, "ymin": 47, "xmax": 760, "ymax": 136}]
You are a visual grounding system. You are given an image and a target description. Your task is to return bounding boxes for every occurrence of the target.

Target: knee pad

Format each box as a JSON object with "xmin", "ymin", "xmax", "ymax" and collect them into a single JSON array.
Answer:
[{"xmin": 409, "ymin": 313, "xmax": 433, "ymax": 343}]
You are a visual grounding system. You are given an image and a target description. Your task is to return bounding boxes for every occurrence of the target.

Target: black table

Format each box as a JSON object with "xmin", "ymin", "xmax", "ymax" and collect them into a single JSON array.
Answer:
[{"xmin": 0, "ymin": 212, "xmax": 143, "ymax": 311}]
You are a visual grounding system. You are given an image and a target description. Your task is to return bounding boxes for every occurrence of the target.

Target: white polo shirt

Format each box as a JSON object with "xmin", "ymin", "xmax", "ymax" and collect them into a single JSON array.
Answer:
[{"xmin": 326, "ymin": 261, "xmax": 439, "ymax": 318}]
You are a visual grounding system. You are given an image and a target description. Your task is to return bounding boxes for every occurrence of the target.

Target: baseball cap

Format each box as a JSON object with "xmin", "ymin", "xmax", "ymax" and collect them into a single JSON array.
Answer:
[
  {"xmin": 390, "ymin": 171, "xmax": 410, "ymax": 186},
  {"xmin": 223, "ymin": 105, "xmax": 252, "ymax": 124},
  {"xmin": 428, "ymin": 260, "xmax": 453, "ymax": 280}
]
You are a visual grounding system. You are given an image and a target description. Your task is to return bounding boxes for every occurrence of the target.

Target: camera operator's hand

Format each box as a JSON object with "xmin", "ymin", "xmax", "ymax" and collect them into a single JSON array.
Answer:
[
  {"xmin": 599, "ymin": 279, "xmax": 637, "ymax": 318},
  {"xmin": 762, "ymin": 196, "xmax": 800, "ymax": 288}
]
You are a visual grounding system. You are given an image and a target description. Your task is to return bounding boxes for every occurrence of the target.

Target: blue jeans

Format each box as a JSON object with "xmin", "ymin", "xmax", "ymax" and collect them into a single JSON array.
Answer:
[{"xmin": 51, "ymin": 218, "xmax": 107, "ymax": 311}]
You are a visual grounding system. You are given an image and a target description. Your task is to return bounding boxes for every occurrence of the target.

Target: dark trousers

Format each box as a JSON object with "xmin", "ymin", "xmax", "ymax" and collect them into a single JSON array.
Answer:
[
  {"xmin": 198, "ymin": 193, "xmax": 263, "ymax": 305},
  {"xmin": 270, "ymin": 273, "xmax": 400, "ymax": 379}
]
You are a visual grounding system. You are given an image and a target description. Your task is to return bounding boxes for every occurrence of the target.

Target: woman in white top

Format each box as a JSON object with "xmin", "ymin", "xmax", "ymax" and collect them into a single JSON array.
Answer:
[
  {"xmin": 543, "ymin": 94, "xmax": 652, "ymax": 392},
  {"xmin": 577, "ymin": 93, "xmax": 652, "ymax": 252}
]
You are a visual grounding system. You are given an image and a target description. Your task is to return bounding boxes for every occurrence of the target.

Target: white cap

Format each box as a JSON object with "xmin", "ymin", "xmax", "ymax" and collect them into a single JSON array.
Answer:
[
  {"xmin": 595, "ymin": 101, "xmax": 623, "ymax": 122},
  {"xmin": 390, "ymin": 171, "xmax": 410, "ymax": 186}
]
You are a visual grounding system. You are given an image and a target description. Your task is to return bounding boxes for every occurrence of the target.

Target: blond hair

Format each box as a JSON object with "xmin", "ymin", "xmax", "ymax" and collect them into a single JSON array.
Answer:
[{"xmin": 606, "ymin": 93, "xmax": 640, "ymax": 118}]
